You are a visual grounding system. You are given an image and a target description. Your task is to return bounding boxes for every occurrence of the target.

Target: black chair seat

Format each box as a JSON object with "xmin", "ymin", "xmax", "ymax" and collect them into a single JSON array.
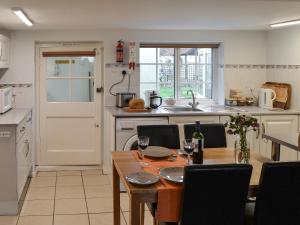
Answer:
[
  {"xmin": 137, "ymin": 124, "xmax": 180, "ymax": 149},
  {"xmin": 184, "ymin": 123, "xmax": 227, "ymax": 148},
  {"xmin": 245, "ymin": 161, "xmax": 300, "ymax": 225}
]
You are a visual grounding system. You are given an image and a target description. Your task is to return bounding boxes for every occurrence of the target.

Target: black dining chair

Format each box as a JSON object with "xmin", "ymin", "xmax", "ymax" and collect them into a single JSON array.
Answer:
[
  {"xmin": 137, "ymin": 124, "xmax": 180, "ymax": 149},
  {"xmin": 159, "ymin": 164, "xmax": 253, "ymax": 225},
  {"xmin": 245, "ymin": 161, "xmax": 300, "ymax": 225},
  {"xmin": 183, "ymin": 123, "xmax": 227, "ymax": 148}
]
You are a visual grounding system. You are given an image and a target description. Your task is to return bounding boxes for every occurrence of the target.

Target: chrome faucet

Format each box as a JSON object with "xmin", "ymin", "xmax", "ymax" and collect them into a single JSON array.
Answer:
[{"xmin": 187, "ymin": 90, "xmax": 199, "ymax": 109}]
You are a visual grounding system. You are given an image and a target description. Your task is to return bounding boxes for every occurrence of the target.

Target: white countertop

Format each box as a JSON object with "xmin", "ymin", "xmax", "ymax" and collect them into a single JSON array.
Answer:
[
  {"xmin": 106, "ymin": 105, "xmax": 300, "ymax": 117},
  {"xmin": 0, "ymin": 108, "xmax": 32, "ymax": 125}
]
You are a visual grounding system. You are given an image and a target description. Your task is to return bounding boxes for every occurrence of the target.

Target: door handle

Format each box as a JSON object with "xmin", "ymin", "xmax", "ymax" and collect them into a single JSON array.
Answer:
[
  {"xmin": 96, "ymin": 87, "xmax": 103, "ymax": 93},
  {"xmin": 24, "ymin": 140, "xmax": 30, "ymax": 157},
  {"xmin": 121, "ymin": 128, "xmax": 134, "ymax": 131},
  {"xmin": 95, "ymin": 124, "xmax": 99, "ymax": 128}
]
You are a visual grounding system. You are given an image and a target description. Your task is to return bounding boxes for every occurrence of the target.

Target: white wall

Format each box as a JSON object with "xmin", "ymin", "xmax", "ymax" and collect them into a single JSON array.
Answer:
[
  {"xmin": 267, "ymin": 26, "xmax": 300, "ymax": 109},
  {"xmin": 0, "ymin": 29, "xmax": 267, "ymax": 107}
]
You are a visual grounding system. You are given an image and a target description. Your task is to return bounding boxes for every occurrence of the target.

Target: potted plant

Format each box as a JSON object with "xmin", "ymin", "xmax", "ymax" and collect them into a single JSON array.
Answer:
[{"xmin": 225, "ymin": 114, "xmax": 259, "ymax": 164}]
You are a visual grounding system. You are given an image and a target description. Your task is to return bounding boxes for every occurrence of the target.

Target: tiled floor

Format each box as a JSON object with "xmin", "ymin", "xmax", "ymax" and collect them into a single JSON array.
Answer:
[{"xmin": 0, "ymin": 170, "xmax": 153, "ymax": 225}]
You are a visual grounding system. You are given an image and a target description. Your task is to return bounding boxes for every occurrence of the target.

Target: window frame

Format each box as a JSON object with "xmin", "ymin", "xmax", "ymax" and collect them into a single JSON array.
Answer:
[{"xmin": 139, "ymin": 44, "xmax": 219, "ymax": 103}]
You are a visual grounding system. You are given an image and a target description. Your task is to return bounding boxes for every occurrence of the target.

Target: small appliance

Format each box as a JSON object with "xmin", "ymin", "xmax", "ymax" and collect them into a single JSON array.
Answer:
[
  {"xmin": 259, "ymin": 88, "xmax": 276, "ymax": 109},
  {"xmin": 116, "ymin": 92, "xmax": 136, "ymax": 108},
  {"xmin": 144, "ymin": 90, "xmax": 162, "ymax": 109},
  {"xmin": 0, "ymin": 86, "xmax": 13, "ymax": 114}
]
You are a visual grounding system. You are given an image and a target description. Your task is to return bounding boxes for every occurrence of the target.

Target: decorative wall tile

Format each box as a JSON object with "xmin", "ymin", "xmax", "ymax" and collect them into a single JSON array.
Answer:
[
  {"xmin": 219, "ymin": 64, "xmax": 300, "ymax": 70},
  {"xmin": 0, "ymin": 83, "xmax": 32, "ymax": 88}
]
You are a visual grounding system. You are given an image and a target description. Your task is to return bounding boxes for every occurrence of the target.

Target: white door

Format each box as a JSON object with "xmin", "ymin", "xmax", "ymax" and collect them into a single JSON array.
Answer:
[
  {"xmin": 38, "ymin": 45, "xmax": 102, "ymax": 165},
  {"xmin": 260, "ymin": 115, "xmax": 298, "ymax": 161}
]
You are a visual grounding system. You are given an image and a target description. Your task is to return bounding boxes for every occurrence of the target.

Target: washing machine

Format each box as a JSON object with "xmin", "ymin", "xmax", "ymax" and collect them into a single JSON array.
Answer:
[{"xmin": 116, "ymin": 117, "xmax": 169, "ymax": 151}]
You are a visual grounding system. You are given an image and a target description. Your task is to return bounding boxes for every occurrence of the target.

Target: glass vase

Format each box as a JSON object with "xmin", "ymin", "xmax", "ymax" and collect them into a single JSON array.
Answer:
[{"xmin": 234, "ymin": 133, "xmax": 250, "ymax": 164}]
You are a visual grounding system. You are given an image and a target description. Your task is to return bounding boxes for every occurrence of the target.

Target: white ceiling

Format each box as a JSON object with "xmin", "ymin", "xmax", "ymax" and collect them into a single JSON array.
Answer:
[{"xmin": 1, "ymin": 0, "xmax": 300, "ymax": 30}]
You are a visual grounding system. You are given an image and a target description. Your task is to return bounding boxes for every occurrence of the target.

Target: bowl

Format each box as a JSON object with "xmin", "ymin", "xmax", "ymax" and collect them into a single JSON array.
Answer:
[{"xmin": 165, "ymin": 98, "xmax": 176, "ymax": 106}]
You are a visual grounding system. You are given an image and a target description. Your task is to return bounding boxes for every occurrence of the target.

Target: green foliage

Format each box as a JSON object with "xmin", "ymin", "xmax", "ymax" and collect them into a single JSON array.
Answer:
[{"xmin": 224, "ymin": 114, "xmax": 259, "ymax": 136}]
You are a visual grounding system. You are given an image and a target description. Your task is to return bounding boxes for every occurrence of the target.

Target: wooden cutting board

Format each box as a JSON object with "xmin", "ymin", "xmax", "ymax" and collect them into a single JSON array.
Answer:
[
  {"xmin": 122, "ymin": 107, "xmax": 152, "ymax": 112},
  {"xmin": 262, "ymin": 82, "xmax": 291, "ymax": 109}
]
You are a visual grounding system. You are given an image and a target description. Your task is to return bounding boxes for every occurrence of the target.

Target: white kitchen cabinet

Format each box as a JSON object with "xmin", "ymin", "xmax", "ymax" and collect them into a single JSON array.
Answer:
[
  {"xmin": 0, "ymin": 35, "xmax": 10, "ymax": 68},
  {"xmin": 220, "ymin": 116, "xmax": 260, "ymax": 153},
  {"xmin": 0, "ymin": 110, "xmax": 32, "ymax": 215},
  {"xmin": 260, "ymin": 115, "xmax": 298, "ymax": 161},
  {"xmin": 169, "ymin": 116, "xmax": 220, "ymax": 147}
]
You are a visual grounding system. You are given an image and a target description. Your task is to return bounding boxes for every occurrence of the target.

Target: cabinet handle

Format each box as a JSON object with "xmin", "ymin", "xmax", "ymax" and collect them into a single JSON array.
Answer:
[
  {"xmin": 24, "ymin": 140, "xmax": 30, "ymax": 157},
  {"xmin": 121, "ymin": 128, "xmax": 134, "ymax": 131},
  {"xmin": 20, "ymin": 126, "xmax": 26, "ymax": 133},
  {"xmin": 256, "ymin": 126, "xmax": 260, "ymax": 139},
  {"xmin": 262, "ymin": 123, "xmax": 265, "ymax": 135}
]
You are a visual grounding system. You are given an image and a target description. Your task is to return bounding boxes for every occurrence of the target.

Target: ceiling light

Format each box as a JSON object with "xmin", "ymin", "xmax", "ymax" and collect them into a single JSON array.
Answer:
[
  {"xmin": 270, "ymin": 19, "xmax": 300, "ymax": 28},
  {"xmin": 11, "ymin": 8, "xmax": 33, "ymax": 26}
]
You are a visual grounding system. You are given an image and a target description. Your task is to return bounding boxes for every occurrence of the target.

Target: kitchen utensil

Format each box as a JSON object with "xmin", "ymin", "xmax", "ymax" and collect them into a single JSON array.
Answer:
[
  {"xmin": 125, "ymin": 171, "xmax": 159, "ymax": 186},
  {"xmin": 262, "ymin": 82, "xmax": 291, "ymax": 109},
  {"xmin": 143, "ymin": 146, "xmax": 172, "ymax": 158},
  {"xmin": 116, "ymin": 92, "xmax": 136, "ymax": 108},
  {"xmin": 144, "ymin": 90, "xmax": 162, "ymax": 109},
  {"xmin": 159, "ymin": 167, "xmax": 184, "ymax": 183},
  {"xmin": 259, "ymin": 88, "xmax": 276, "ymax": 109}
]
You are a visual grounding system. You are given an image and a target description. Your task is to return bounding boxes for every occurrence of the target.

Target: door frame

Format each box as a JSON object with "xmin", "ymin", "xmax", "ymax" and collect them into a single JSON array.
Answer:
[{"xmin": 35, "ymin": 42, "xmax": 104, "ymax": 166}]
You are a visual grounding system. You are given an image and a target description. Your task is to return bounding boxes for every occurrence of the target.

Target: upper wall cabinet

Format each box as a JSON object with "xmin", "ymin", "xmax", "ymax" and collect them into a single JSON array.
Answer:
[{"xmin": 0, "ymin": 34, "xmax": 10, "ymax": 68}]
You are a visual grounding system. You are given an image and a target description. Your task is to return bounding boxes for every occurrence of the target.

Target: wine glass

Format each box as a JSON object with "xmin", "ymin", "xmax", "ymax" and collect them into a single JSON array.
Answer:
[
  {"xmin": 137, "ymin": 136, "xmax": 149, "ymax": 160},
  {"xmin": 183, "ymin": 139, "xmax": 195, "ymax": 165}
]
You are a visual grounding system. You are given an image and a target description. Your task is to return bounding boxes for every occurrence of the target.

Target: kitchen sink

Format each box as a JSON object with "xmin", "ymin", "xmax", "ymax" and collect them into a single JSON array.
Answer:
[{"xmin": 162, "ymin": 106, "xmax": 203, "ymax": 112}]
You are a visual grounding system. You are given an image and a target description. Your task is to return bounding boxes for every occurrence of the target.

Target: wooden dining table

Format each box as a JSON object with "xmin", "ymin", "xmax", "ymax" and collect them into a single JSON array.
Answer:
[{"xmin": 112, "ymin": 148, "xmax": 269, "ymax": 225}]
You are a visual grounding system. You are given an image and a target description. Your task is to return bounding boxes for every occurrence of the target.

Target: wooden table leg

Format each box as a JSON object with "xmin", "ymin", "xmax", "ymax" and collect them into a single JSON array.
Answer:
[
  {"xmin": 140, "ymin": 203, "xmax": 145, "ymax": 225},
  {"xmin": 130, "ymin": 194, "xmax": 141, "ymax": 225},
  {"xmin": 271, "ymin": 142, "xmax": 281, "ymax": 161},
  {"xmin": 113, "ymin": 162, "xmax": 121, "ymax": 225}
]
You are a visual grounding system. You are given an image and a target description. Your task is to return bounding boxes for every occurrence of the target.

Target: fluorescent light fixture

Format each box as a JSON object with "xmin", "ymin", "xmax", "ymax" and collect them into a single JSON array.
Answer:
[
  {"xmin": 11, "ymin": 7, "xmax": 33, "ymax": 26},
  {"xmin": 270, "ymin": 19, "xmax": 300, "ymax": 28}
]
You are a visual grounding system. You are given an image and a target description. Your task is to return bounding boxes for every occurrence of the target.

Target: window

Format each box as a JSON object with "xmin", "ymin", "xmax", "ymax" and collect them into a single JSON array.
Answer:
[{"xmin": 139, "ymin": 44, "xmax": 218, "ymax": 101}]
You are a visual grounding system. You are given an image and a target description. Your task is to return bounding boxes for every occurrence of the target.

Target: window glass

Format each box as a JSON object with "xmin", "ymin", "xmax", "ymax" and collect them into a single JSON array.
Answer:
[
  {"xmin": 70, "ymin": 57, "xmax": 95, "ymax": 77},
  {"xmin": 140, "ymin": 46, "xmax": 214, "ymax": 100},
  {"xmin": 47, "ymin": 57, "xmax": 69, "ymax": 77},
  {"xmin": 71, "ymin": 79, "xmax": 94, "ymax": 102},
  {"xmin": 47, "ymin": 79, "xmax": 70, "ymax": 102}
]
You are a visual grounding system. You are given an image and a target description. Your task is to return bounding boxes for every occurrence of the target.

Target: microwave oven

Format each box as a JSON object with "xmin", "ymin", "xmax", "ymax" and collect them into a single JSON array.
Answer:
[{"xmin": 0, "ymin": 86, "xmax": 13, "ymax": 114}]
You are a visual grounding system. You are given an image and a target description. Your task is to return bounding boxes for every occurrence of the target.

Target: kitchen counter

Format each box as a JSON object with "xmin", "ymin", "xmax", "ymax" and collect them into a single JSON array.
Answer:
[
  {"xmin": 106, "ymin": 106, "xmax": 300, "ymax": 117},
  {"xmin": 0, "ymin": 108, "xmax": 32, "ymax": 125}
]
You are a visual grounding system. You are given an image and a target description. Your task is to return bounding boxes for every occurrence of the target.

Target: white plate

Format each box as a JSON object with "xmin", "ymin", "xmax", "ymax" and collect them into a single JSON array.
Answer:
[
  {"xmin": 143, "ymin": 146, "xmax": 172, "ymax": 158},
  {"xmin": 125, "ymin": 171, "xmax": 159, "ymax": 186},
  {"xmin": 160, "ymin": 167, "xmax": 184, "ymax": 183}
]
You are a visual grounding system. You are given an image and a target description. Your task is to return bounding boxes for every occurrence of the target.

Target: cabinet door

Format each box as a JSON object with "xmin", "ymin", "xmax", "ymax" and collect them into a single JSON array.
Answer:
[
  {"xmin": 220, "ymin": 116, "xmax": 260, "ymax": 152},
  {"xmin": 261, "ymin": 115, "xmax": 298, "ymax": 160},
  {"xmin": 0, "ymin": 35, "xmax": 9, "ymax": 68},
  {"xmin": 169, "ymin": 116, "xmax": 220, "ymax": 148}
]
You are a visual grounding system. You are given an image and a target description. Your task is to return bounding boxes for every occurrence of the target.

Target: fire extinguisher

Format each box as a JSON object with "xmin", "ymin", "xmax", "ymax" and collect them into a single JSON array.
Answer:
[{"xmin": 116, "ymin": 40, "xmax": 124, "ymax": 63}]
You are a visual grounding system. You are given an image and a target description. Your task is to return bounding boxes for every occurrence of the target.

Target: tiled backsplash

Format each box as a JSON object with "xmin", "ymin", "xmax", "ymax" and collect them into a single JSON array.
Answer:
[{"xmin": 220, "ymin": 64, "xmax": 300, "ymax": 69}]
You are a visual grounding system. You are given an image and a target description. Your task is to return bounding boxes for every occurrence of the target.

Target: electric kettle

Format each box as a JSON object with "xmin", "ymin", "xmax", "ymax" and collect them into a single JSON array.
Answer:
[{"xmin": 259, "ymin": 88, "xmax": 276, "ymax": 109}]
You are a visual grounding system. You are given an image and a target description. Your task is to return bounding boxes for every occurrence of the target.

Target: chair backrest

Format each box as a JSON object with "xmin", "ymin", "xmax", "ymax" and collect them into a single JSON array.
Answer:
[
  {"xmin": 184, "ymin": 123, "xmax": 227, "ymax": 148},
  {"xmin": 137, "ymin": 124, "xmax": 180, "ymax": 149},
  {"xmin": 180, "ymin": 164, "xmax": 253, "ymax": 225},
  {"xmin": 254, "ymin": 161, "xmax": 300, "ymax": 225}
]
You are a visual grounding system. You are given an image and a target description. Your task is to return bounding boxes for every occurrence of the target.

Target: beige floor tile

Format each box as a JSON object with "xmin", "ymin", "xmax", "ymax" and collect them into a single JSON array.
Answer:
[
  {"xmin": 55, "ymin": 199, "xmax": 87, "ymax": 215},
  {"xmin": 57, "ymin": 171, "xmax": 81, "ymax": 176},
  {"xmin": 17, "ymin": 216, "xmax": 53, "ymax": 225},
  {"xmin": 86, "ymin": 197, "xmax": 113, "ymax": 213},
  {"xmin": 82, "ymin": 175, "xmax": 110, "ymax": 186},
  {"xmin": 81, "ymin": 169, "xmax": 102, "ymax": 175},
  {"xmin": 120, "ymin": 195, "xmax": 129, "ymax": 212},
  {"xmin": 123, "ymin": 210, "xmax": 154, "ymax": 225},
  {"xmin": 25, "ymin": 187, "xmax": 55, "ymax": 200},
  {"xmin": 0, "ymin": 216, "xmax": 18, "ymax": 225},
  {"xmin": 89, "ymin": 212, "xmax": 126, "ymax": 225},
  {"xmin": 85, "ymin": 185, "xmax": 112, "ymax": 198},
  {"xmin": 30, "ymin": 177, "xmax": 56, "ymax": 187},
  {"xmin": 56, "ymin": 186, "xmax": 85, "ymax": 199},
  {"xmin": 37, "ymin": 171, "xmax": 57, "ymax": 177},
  {"xmin": 54, "ymin": 214, "xmax": 89, "ymax": 225},
  {"xmin": 56, "ymin": 176, "xmax": 83, "ymax": 186},
  {"xmin": 21, "ymin": 200, "xmax": 54, "ymax": 216}
]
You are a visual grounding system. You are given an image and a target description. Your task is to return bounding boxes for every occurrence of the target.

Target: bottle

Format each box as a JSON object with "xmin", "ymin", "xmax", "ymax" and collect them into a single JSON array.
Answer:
[{"xmin": 192, "ymin": 121, "xmax": 204, "ymax": 164}]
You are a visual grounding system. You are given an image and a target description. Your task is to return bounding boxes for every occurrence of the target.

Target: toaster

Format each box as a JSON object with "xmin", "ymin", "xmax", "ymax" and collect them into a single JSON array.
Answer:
[{"xmin": 116, "ymin": 92, "xmax": 136, "ymax": 108}]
